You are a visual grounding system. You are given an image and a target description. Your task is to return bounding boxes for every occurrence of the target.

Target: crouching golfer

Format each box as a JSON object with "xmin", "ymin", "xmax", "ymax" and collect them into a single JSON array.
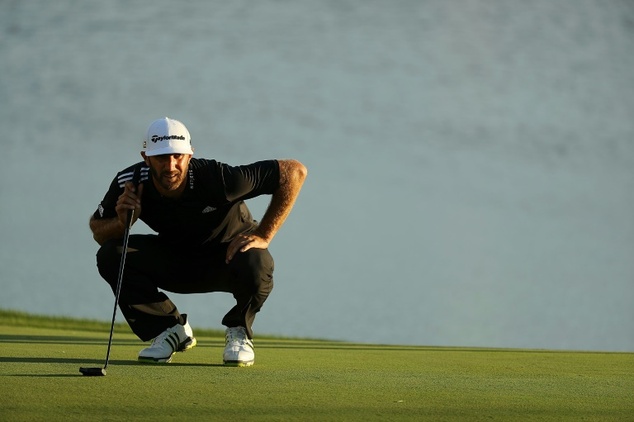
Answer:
[{"xmin": 89, "ymin": 117, "xmax": 307, "ymax": 366}]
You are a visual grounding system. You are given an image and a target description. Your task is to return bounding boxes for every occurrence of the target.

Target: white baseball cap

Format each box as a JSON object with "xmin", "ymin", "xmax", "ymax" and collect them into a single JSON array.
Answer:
[{"xmin": 143, "ymin": 117, "xmax": 193, "ymax": 156}]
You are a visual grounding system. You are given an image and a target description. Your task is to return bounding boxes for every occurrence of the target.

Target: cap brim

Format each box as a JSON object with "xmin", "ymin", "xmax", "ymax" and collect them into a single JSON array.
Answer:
[{"xmin": 144, "ymin": 146, "xmax": 194, "ymax": 157}]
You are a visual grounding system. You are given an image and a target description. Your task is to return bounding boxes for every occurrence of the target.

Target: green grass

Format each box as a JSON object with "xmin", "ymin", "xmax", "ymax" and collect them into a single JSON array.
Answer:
[{"xmin": 0, "ymin": 310, "xmax": 632, "ymax": 421}]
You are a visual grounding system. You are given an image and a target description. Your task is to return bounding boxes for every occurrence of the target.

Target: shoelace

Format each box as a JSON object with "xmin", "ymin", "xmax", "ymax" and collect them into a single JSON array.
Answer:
[
  {"xmin": 151, "ymin": 330, "xmax": 170, "ymax": 345},
  {"xmin": 226, "ymin": 327, "xmax": 249, "ymax": 345},
  {"xmin": 151, "ymin": 327, "xmax": 180, "ymax": 351}
]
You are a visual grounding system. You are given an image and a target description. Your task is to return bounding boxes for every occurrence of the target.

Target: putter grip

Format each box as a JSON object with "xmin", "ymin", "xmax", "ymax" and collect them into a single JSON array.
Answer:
[
  {"xmin": 125, "ymin": 166, "xmax": 140, "ymax": 229},
  {"xmin": 125, "ymin": 208, "xmax": 134, "ymax": 229}
]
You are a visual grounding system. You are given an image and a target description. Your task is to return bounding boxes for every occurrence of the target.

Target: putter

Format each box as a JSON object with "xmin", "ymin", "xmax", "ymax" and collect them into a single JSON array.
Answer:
[{"xmin": 80, "ymin": 206, "xmax": 135, "ymax": 377}]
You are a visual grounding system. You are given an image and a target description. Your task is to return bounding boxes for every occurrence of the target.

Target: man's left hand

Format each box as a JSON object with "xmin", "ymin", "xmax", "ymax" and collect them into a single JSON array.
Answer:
[{"xmin": 226, "ymin": 233, "xmax": 270, "ymax": 263}]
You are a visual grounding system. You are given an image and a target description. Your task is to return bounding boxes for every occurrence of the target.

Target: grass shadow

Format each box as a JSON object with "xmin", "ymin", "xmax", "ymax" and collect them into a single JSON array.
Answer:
[
  {"xmin": 0, "ymin": 333, "xmax": 141, "ymax": 345},
  {"xmin": 1, "ymin": 356, "xmax": 224, "ymax": 378},
  {"xmin": 0, "ymin": 356, "xmax": 223, "ymax": 366},
  {"xmin": 0, "ymin": 334, "xmax": 225, "ymax": 348}
]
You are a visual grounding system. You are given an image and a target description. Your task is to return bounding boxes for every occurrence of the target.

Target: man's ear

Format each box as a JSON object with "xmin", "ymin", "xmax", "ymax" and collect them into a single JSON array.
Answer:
[{"xmin": 140, "ymin": 151, "xmax": 149, "ymax": 165}]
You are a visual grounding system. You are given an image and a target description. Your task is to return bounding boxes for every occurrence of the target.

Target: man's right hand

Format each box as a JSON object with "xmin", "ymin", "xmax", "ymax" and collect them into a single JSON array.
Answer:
[{"xmin": 115, "ymin": 181, "xmax": 144, "ymax": 228}]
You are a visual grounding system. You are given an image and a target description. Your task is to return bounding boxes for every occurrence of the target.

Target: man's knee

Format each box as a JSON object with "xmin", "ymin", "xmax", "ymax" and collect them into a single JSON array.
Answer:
[
  {"xmin": 96, "ymin": 239, "xmax": 120, "ymax": 283},
  {"xmin": 231, "ymin": 248, "xmax": 274, "ymax": 291}
]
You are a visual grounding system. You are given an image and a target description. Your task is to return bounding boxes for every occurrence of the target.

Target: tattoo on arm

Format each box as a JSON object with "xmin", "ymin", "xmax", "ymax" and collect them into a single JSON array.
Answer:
[{"xmin": 254, "ymin": 159, "xmax": 307, "ymax": 243}]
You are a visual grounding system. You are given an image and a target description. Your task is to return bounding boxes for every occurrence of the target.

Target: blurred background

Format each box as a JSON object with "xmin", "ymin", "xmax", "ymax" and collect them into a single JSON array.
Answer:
[{"xmin": 1, "ymin": 0, "xmax": 632, "ymax": 351}]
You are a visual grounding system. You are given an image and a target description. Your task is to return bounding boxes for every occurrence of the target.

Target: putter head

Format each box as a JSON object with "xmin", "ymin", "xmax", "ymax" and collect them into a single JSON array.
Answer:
[{"xmin": 79, "ymin": 367, "xmax": 106, "ymax": 376}]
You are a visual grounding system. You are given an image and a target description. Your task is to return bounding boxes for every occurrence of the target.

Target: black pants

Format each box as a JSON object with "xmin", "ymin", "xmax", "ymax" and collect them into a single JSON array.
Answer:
[{"xmin": 96, "ymin": 235, "xmax": 274, "ymax": 341}]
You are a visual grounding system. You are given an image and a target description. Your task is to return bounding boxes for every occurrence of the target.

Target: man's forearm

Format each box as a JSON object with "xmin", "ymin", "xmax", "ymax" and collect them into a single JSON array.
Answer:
[
  {"xmin": 254, "ymin": 159, "xmax": 307, "ymax": 243},
  {"xmin": 89, "ymin": 216, "xmax": 126, "ymax": 245}
]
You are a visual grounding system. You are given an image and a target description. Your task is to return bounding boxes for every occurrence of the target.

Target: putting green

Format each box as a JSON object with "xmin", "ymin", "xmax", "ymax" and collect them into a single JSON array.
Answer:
[{"xmin": 0, "ymin": 315, "xmax": 632, "ymax": 421}]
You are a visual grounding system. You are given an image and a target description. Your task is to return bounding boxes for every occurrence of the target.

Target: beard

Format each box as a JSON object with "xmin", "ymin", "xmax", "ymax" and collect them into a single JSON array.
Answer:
[{"xmin": 149, "ymin": 164, "xmax": 187, "ymax": 192}]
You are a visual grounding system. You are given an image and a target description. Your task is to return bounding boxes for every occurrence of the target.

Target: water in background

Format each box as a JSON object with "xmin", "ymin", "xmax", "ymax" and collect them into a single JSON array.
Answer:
[{"xmin": 1, "ymin": 0, "xmax": 633, "ymax": 351}]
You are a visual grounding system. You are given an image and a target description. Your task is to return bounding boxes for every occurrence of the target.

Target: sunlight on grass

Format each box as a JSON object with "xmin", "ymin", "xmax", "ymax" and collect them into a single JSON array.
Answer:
[{"xmin": 1, "ymin": 310, "xmax": 633, "ymax": 421}]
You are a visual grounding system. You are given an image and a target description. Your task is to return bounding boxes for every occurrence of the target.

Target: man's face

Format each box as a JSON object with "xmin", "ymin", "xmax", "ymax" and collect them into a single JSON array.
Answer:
[{"xmin": 144, "ymin": 153, "xmax": 192, "ymax": 194}]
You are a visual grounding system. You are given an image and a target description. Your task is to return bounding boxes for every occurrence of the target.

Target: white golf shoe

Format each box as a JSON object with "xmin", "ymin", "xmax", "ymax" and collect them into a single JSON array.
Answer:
[
  {"xmin": 138, "ymin": 316, "xmax": 197, "ymax": 363},
  {"xmin": 223, "ymin": 326, "xmax": 254, "ymax": 367}
]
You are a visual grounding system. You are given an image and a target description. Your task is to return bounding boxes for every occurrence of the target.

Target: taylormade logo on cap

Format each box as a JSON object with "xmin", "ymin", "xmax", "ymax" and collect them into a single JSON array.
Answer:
[
  {"xmin": 150, "ymin": 134, "xmax": 186, "ymax": 143},
  {"xmin": 143, "ymin": 117, "xmax": 194, "ymax": 157}
]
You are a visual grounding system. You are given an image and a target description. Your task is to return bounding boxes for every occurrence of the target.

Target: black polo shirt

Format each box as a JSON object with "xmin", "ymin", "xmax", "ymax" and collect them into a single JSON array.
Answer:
[{"xmin": 93, "ymin": 158, "xmax": 280, "ymax": 247}]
